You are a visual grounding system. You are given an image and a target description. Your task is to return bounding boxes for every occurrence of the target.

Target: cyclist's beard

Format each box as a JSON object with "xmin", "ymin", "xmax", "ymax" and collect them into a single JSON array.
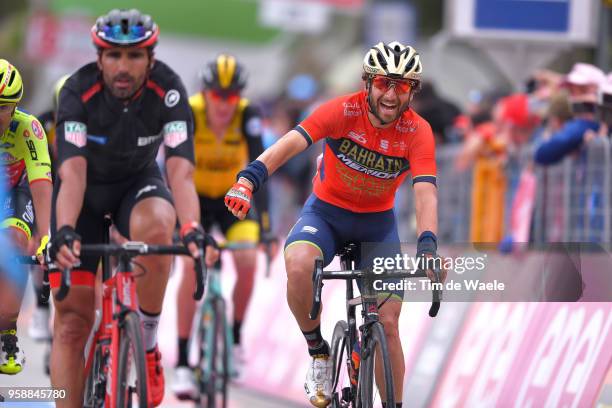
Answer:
[
  {"xmin": 107, "ymin": 72, "xmax": 146, "ymax": 100},
  {"xmin": 368, "ymin": 92, "xmax": 411, "ymax": 126}
]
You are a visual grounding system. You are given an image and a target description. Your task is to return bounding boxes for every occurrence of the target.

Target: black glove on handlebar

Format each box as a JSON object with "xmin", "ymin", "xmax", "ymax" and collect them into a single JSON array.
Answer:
[
  {"xmin": 180, "ymin": 222, "xmax": 218, "ymax": 251},
  {"xmin": 48, "ymin": 225, "xmax": 81, "ymax": 264},
  {"xmin": 203, "ymin": 233, "xmax": 218, "ymax": 250}
]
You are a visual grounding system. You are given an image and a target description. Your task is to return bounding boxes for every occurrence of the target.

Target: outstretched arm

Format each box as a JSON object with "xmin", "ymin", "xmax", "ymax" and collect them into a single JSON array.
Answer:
[{"xmin": 254, "ymin": 130, "xmax": 309, "ymax": 176}]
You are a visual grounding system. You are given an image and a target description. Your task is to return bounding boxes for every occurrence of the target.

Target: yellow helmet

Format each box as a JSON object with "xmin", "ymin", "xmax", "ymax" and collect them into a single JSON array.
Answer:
[
  {"xmin": 199, "ymin": 54, "xmax": 247, "ymax": 94},
  {"xmin": 0, "ymin": 59, "xmax": 23, "ymax": 104},
  {"xmin": 363, "ymin": 41, "xmax": 422, "ymax": 81}
]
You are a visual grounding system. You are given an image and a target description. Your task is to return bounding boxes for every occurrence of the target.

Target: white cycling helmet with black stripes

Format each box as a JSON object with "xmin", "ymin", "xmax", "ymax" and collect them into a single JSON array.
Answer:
[{"xmin": 363, "ymin": 41, "xmax": 422, "ymax": 81}]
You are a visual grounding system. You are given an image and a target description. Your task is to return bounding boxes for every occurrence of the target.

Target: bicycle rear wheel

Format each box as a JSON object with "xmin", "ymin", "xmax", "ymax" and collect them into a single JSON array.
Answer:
[
  {"xmin": 116, "ymin": 311, "xmax": 148, "ymax": 408},
  {"xmin": 356, "ymin": 322, "xmax": 394, "ymax": 408},
  {"xmin": 197, "ymin": 297, "xmax": 229, "ymax": 408},
  {"xmin": 330, "ymin": 320, "xmax": 354, "ymax": 407}
]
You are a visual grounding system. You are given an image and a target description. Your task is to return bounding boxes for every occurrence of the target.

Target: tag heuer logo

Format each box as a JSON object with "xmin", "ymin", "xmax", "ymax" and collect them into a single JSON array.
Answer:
[
  {"xmin": 163, "ymin": 121, "xmax": 188, "ymax": 148},
  {"xmin": 64, "ymin": 121, "xmax": 87, "ymax": 148}
]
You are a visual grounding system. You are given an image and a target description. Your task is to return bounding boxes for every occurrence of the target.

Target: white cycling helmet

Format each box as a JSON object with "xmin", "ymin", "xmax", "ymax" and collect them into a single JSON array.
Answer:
[{"xmin": 363, "ymin": 41, "xmax": 422, "ymax": 81}]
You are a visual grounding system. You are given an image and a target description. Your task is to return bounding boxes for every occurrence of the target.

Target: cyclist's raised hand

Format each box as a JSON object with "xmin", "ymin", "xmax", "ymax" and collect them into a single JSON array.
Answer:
[
  {"xmin": 224, "ymin": 177, "xmax": 253, "ymax": 220},
  {"xmin": 48, "ymin": 225, "xmax": 81, "ymax": 270}
]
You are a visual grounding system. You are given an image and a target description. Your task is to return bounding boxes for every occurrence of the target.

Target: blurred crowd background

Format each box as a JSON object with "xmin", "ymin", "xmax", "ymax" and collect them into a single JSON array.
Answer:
[{"xmin": 2, "ymin": 0, "xmax": 611, "ymax": 246}]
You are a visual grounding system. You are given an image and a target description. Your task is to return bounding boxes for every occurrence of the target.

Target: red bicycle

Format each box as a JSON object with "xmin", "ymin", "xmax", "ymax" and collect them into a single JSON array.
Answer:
[{"xmin": 52, "ymin": 219, "xmax": 207, "ymax": 408}]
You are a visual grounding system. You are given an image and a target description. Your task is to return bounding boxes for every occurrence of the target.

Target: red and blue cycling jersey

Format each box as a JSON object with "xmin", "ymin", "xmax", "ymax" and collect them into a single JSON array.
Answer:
[{"xmin": 295, "ymin": 90, "xmax": 437, "ymax": 213}]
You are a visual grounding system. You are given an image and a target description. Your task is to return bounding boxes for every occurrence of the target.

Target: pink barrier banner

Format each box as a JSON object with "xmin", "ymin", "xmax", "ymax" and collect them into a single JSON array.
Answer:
[{"xmin": 431, "ymin": 303, "xmax": 612, "ymax": 408}]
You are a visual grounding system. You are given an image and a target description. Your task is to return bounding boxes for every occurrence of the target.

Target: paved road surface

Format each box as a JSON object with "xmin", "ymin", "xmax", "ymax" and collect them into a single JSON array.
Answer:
[{"xmin": 0, "ymin": 278, "xmax": 307, "ymax": 408}]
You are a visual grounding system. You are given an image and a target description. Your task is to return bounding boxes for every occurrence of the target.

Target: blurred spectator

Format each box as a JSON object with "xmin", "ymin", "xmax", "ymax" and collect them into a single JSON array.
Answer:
[
  {"xmin": 271, "ymin": 74, "xmax": 323, "ymax": 230},
  {"xmin": 534, "ymin": 63, "xmax": 605, "ymax": 165},
  {"xmin": 542, "ymin": 91, "xmax": 573, "ymax": 136},
  {"xmin": 595, "ymin": 73, "xmax": 612, "ymax": 135},
  {"xmin": 524, "ymin": 69, "xmax": 564, "ymax": 113},
  {"xmin": 411, "ymin": 81, "xmax": 460, "ymax": 144},
  {"xmin": 456, "ymin": 93, "xmax": 540, "ymax": 243}
]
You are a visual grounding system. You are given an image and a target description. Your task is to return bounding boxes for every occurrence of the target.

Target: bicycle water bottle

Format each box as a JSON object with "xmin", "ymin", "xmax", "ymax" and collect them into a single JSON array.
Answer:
[{"xmin": 349, "ymin": 340, "xmax": 360, "ymax": 386}]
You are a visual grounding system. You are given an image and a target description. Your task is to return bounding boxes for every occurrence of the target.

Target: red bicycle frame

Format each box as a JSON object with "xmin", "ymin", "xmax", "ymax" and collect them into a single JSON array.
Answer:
[{"xmin": 83, "ymin": 258, "xmax": 153, "ymax": 406}]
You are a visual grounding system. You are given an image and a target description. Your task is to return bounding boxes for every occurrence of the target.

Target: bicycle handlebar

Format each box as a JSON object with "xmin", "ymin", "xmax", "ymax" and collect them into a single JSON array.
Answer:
[
  {"xmin": 54, "ymin": 242, "xmax": 207, "ymax": 302},
  {"xmin": 309, "ymin": 260, "xmax": 443, "ymax": 319}
]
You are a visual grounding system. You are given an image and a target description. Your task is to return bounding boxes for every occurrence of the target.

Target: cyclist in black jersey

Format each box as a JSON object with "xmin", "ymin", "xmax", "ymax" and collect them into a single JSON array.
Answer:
[{"xmin": 48, "ymin": 9, "xmax": 217, "ymax": 407}]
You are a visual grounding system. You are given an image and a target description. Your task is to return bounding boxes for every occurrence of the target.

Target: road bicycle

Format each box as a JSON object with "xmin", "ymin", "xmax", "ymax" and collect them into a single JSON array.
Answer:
[
  {"xmin": 49, "ymin": 217, "xmax": 207, "ymax": 408},
  {"xmin": 309, "ymin": 242, "xmax": 442, "ymax": 408},
  {"xmin": 193, "ymin": 241, "xmax": 269, "ymax": 408}
]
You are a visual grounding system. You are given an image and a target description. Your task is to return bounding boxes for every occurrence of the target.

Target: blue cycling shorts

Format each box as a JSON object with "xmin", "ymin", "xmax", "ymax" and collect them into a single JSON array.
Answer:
[{"xmin": 285, "ymin": 195, "xmax": 404, "ymax": 300}]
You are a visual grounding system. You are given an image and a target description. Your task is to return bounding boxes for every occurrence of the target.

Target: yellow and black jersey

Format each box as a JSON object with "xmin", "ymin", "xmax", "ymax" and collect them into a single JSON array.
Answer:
[{"xmin": 189, "ymin": 92, "xmax": 271, "ymax": 231}]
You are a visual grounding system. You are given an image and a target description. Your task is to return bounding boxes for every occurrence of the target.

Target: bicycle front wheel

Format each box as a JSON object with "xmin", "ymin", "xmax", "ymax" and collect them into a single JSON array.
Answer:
[
  {"xmin": 330, "ymin": 320, "xmax": 354, "ymax": 407},
  {"xmin": 356, "ymin": 322, "xmax": 395, "ymax": 408},
  {"xmin": 116, "ymin": 311, "xmax": 148, "ymax": 408},
  {"xmin": 197, "ymin": 297, "xmax": 229, "ymax": 408}
]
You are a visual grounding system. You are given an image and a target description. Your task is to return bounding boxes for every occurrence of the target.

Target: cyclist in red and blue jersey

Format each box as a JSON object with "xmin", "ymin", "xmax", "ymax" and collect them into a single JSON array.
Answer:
[{"xmin": 226, "ymin": 41, "xmax": 441, "ymax": 408}]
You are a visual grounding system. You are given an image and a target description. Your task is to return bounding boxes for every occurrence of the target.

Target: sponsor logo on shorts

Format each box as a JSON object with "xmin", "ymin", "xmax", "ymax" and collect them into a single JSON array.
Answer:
[
  {"xmin": 301, "ymin": 226, "xmax": 318, "ymax": 234},
  {"xmin": 163, "ymin": 121, "xmax": 188, "ymax": 148},
  {"xmin": 23, "ymin": 200, "xmax": 34, "ymax": 224},
  {"xmin": 164, "ymin": 89, "xmax": 180, "ymax": 108},
  {"xmin": 135, "ymin": 184, "xmax": 157, "ymax": 200},
  {"xmin": 64, "ymin": 121, "xmax": 87, "ymax": 147}
]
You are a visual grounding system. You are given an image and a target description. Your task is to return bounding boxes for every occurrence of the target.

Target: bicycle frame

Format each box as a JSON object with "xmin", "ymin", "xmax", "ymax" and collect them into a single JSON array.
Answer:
[
  {"xmin": 83, "ymin": 251, "xmax": 149, "ymax": 407},
  {"xmin": 74, "ymin": 220, "xmax": 206, "ymax": 408}
]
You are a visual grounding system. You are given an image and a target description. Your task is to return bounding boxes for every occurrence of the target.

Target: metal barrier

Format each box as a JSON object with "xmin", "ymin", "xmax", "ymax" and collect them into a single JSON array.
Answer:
[{"xmin": 402, "ymin": 137, "xmax": 612, "ymax": 244}]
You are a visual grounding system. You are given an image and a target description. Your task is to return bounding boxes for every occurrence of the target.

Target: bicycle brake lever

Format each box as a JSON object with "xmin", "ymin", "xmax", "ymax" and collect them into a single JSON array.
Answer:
[
  {"xmin": 193, "ymin": 251, "xmax": 206, "ymax": 300},
  {"xmin": 55, "ymin": 267, "xmax": 71, "ymax": 301},
  {"xmin": 429, "ymin": 267, "xmax": 443, "ymax": 317}
]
